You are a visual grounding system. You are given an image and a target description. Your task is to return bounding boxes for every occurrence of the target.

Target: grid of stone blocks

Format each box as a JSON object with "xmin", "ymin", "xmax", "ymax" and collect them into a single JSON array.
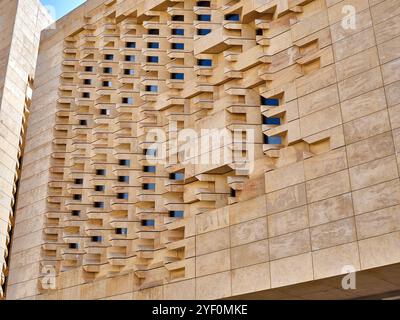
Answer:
[{"xmin": 4, "ymin": 0, "xmax": 400, "ymax": 300}]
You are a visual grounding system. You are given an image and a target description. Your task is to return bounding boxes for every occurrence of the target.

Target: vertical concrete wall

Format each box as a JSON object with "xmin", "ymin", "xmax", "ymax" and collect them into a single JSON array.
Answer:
[{"xmin": 0, "ymin": 0, "xmax": 52, "ymax": 298}]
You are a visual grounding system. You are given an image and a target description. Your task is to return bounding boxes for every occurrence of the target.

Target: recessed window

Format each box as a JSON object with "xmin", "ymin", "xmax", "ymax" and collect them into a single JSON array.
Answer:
[
  {"xmin": 263, "ymin": 116, "xmax": 281, "ymax": 125},
  {"xmin": 148, "ymin": 29, "xmax": 159, "ymax": 35},
  {"xmin": 261, "ymin": 97, "xmax": 280, "ymax": 106},
  {"xmin": 147, "ymin": 42, "xmax": 160, "ymax": 49},
  {"xmin": 119, "ymin": 159, "xmax": 131, "ymax": 166},
  {"xmin": 125, "ymin": 55, "xmax": 135, "ymax": 62},
  {"xmin": 104, "ymin": 54, "xmax": 114, "ymax": 61},
  {"xmin": 117, "ymin": 193, "xmax": 129, "ymax": 200},
  {"xmin": 122, "ymin": 97, "xmax": 133, "ymax": 104},
  {"xmin": 172, "ymin": 43, "xmax": 184, "ymax": 50},
  {"xmin": 197, "ymin": 1, "xmax": 210, "ymax": 7},
  {"xmin": 264, "ymin": 135, "xmax": 282, "ymax": 145},
  {"xmin": 94, "ymin": 202, "xmax": 105, "ymax": 209},
  {"xmin": 102, "ymin": 81, "xmax": 112, "ymax": 87},
  {"xmin": 147, "ymin": 56, "xmax": 159, "ymax": 63},
  {"xmin": 143, "ymin": 149, "xmax": 157, "ymax": 156},
  {"xmin": 170, "ymin": 172, "xmax": 185, "ymax": 181},
  {"xmin": 84, "ymin": 79, "xmax": 92, "ymax": 85},
  {"xmin": 116, "ymin": 228, "xmax": 128, "ymax": 235},
  {"xmin": 143, "ymin": 183, "xmax": 156, "ymax": 190},
  {"xmin": 100, "ymin": 109, "xmax": 110, "ymax": 116},
  {"xmin": 230, "ymin": 188, "xmax": 237, "ymax": 197},
  {"xmin": 256, "ymin": 29, "xmax": 263, "ymax": 36},
  {"xmin": 146, "ymin": 85, "xmax": 158, "ymax": 92},
  {"xmin": 69, "ymin": 243, "xmax": 79, "ymax": 249},
  {"xmin": 91, "ymin": 236, "xmax": 103, "ymax": 242},
  {"xmin": 124, "ymin": 69, "xmax": 135, "ymax": 75},
  {"xmin": 96, "ymin": 169, "xmax": 106, "ymax": 176},
  {"xmin": 126, "ymin": 42, "xmax": 136, "ymax": 48},
  {"xmin": 103, "ymin": 67, "xmax": 112, "ymax": 74},
  {"xmin": 169, "ymin": 210, "xmax": 184, "ymax": 218},
  {"xmin": 143, "ymin": 166, "xmax": 156, "ymax": 173},
  {"xmin": 197, "ymin": 14, "xmax": 211, "ymax": 21},
  {"xmin": 82, "ymin": 92, "xmax": 90, "ymax": 98},
  {"xmin": 85, "ymin": 66, "xmax": 93, "ymax": 72},
  {"xmin": 72, "ymin": 210, "xmax": 81, "ymax": 217},
  {"xmin": 79, "ymin": 120, "xmax": 88, "ymax": 126},
  {"xmin": 225, "ymin": 14, "xmax": 240, "ymax": 21},
  {"xmin": 198, "ymin": 59, "xmax": 212, "ymax": 67},
  {"xmin": 141, "ymin": 220, "xmax": 155, "ymax": 227},
  {"xmin": 171, "ymin": 73, "xmax": 184, "ymax": 80},
  {"xmin": 118, "ymin": 176, "xmax": 130, "ymax": 183},
  {"xmin": 197, "ymin": 29, "xmax": 211, "ymax": 36},
  {"xmin": 95, "ymin": 185, "xmax": 105, "ymax": 192},
  {"xmin": 172, "ymin": 15, "xmax": 185, "ymax": 22},
  {"xmin": 172, "ymin": 29, "xmax": 185, "ymax": 36},
  {"xmin": 74, "ymin": 178, "xmax": 83, "ymax": 185},
  {"xmin": 73, "ymin": 194, "xmax": 82, "ymax": 201}
]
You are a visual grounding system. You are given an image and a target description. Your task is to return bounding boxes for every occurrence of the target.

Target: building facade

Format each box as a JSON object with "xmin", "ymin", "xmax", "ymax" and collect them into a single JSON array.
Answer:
[
  {"xmin": 4, "ymin": 0, "xmax": 400, "ymax": 300},
  {"xmin": 0, "ymin": 0, "xmax": 52, "ymax": 298}
]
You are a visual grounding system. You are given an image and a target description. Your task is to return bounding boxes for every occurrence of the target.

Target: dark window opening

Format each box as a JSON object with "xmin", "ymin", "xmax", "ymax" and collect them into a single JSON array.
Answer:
[
  {"xmin": 116, "ymin": 228, "xmax": 128, "ymax": 235},
  {"xmin": 264, "ymin": 135, "xmax": 282, "ymax": 145},
  {"xmin": 172, "ymin": 43, "xmax": 184, "ymax": 50},
  {"xmin": 261, "ymin": 97, "xmax": 280, "ymax": 106},
  {"xmin": 79, "ymin": 120, "xmax": 88, "ymax": 126},
  {"xmin": 230, "ymin": 188, "xmax": 237, "ymax": 197},
  {"xmin": 263, "ymin": 116, "xmax": 281, "ymax": 125},
  {"xmin": 143, "ymin": 149, "xmax": 157, "ymax": 156},
  {"xmin": 256, "ymin": 29, "xmax": 263, "ymax": 36},
  {"xmin": 148, "ymin": 42, "xmax": 160, "ymax": 49},
  {"xmin": 172, "ymin": 29, "xmax": 185, "ymax": 36},
  {"xmin": 169, "ymin": 211, "xmax": 184, "ymax": 218},
  {"xmin": 148, "ymin": 29, "xmax": 160, "ymax": 35},
  {"xmin": 73, "ymin": 194, "xmax": 82, "ymax": 201},
  {"xmin": 172, "ymin": 15, "xmax": 184, "ymax": 22},
  {"xmin": 143, "ymin": 166, "xmax": 156, "ymax": 173},
  {"xmin": 117, "ymin": 193, "xmax": 129, "ymax": 200},
  {"xmin": 85, "ymin": 66, "xmax": 93, "ymax": 72},
  {"xmin": 125, "ymin": 55, "xmax": 135, "ymax": 62},
  {"xmin": 126, "ymin": 42, "xmax": 136, "ymax": 48},
  {"xmin": 74, "ymin": 179, "xmax": 83, "ymax": 185},
  {"xmin": 84, "ymin": 79, "xmax": 92, "ymax": 85},
  {"xmin": 104, "ymin": 54, "xmax": 114, "ymax": 61},
  {"xmin": 103, "ymin": 67, "xmax": 112, "ymax": 74},
  {"xmin": 197, "ymin": 29, "xmax": 211, "ymax": 36},
  {"xmin": 197, "ymin": 14, "xmax": 211, "ymax": 21},
  {"xmin": 124, "ymin": 69, "xmax": 135, "ymax": 75},
  {"xmin": 95, "ymin": 185, "xmax": 105, "ymax": 192},
  {"xmin": 91, "ymin": 236, "xmax": 103, "ymax": 242},
  {"xmin": 197, "ymin": 1, "xmax": 211, "ymax": 7},
  {"xmin": 171, "ymin": 73, "xmax": 184, "ymax": 80},
  {"xmin": 72, "ymin": 210, "xmax": 81, "ymax": 217},
  {"xmin": 96, "ymin": 169, "xmax": 106, "ymax": 176},
  {"xmin": 94, "ymin": 202, "xmax": 105, "ymax": 209},
  {"xmin": 147, "ymin": 56, "xmax": 159, "ymax": 63},
  {"xmin": 118, "ymin": 176, "xmax": 130, "ymax": 183},
  {"xmin": 143, "ymin": 183, "xmax": 156, "ymax": 190},
  {"xmin": 119, "ymin": 159, "xmax": 131, "ymax": 166},
  {"xmin": 142, "ymin": 220, "xmax": 155, "ymax": 227},
  {"xmin": 225, "ymin": 14, "xmax": 240, "ymax": 21},
  {"xmin": 170, "ymin": 172, "xmax": 185, "ymax": 181},
  {"xmin": 146, "ymin": 85, "xmax": 158, "ymax": 92},
  {"xmin": 82, "ymin": 92, "xmax": 90, "ymax": 98},
  {"xmin": 69, "ymin": 243, "xmax": 79, "ymax": 249},
  {"xmin": 198, "ymin": 59, "xmax": 212, "ymax": 67},
  {"xmin": 102, "ymin": 81, "xmax": 112, "ymax": 87}
]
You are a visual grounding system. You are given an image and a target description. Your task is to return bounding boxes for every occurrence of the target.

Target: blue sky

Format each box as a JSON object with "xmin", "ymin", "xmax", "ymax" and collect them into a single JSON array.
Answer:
[{"xmin": 40, "ymin": 0, "xmax": 86, "ymax": 19}]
